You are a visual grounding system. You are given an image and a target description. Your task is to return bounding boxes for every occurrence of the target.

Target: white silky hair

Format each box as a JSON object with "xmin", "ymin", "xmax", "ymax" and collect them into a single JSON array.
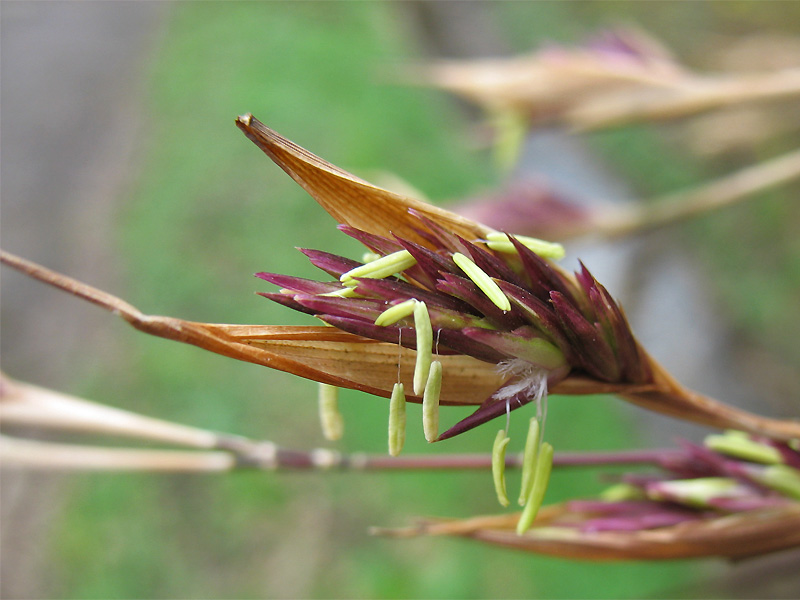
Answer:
[{"xmin": 494, "ymin": 358, "xmax": 549, "ymax": 431}]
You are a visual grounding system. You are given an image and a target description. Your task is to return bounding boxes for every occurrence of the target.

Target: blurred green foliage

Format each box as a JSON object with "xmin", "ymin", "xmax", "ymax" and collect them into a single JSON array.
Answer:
[{"xmin": 47, "ymin": 1, "xmax": 800, "ymax": 598}]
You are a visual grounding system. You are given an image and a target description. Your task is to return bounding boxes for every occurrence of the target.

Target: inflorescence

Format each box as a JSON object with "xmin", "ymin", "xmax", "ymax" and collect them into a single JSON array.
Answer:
[{"xmin": 257, "ymin": 209, "xmax": 651, "ymax": 529}]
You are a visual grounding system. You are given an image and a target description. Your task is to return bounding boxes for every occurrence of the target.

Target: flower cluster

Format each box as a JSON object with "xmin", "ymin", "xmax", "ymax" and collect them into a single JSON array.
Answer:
[
  {"xmin": 257, "ymin": 212, "xmax": 649, "ymax": 443},
  {"xmin": 405, "ymin": 430, "xmax": 800, "ymax": 560}
]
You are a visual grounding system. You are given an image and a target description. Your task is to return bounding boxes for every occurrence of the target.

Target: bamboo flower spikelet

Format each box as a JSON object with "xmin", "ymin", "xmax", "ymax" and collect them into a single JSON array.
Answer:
[
  {"xmin": 3, "ymin": 113, "xmax": 799, "ymax": 563},
  {"xmin": 401, "ymin": 431, "xmax": 800, "ymax": 561}
]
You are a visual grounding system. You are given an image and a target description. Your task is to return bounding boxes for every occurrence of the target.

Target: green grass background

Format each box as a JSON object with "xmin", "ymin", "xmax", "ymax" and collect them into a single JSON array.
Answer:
[{"xmin": 49, "ymin": 2, "xmax": 800, "ymax": 598}]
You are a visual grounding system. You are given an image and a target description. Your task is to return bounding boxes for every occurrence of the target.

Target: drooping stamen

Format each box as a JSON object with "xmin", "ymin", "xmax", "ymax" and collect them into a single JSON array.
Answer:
[
  {"xmin": 705, "ymin": 430, "xmax": 783, "ymax": 465},
  {"xmin": 518, "ymin": 418, "xmax": 541, "ymax": 506},
  {"xmin": 388, "ymin": 382, "xmax": 406, "ymax": 457},
  {"xmin": 413, "ymin": 301, "xmax": 433, "ymax": 395},
  {"xmin": 756, "ymin": 465, "xmax": 800, "ymax": 499},
  {"xmin": 452, "ymin": 252, "xmax": 511, "ymax": 312},
  {"xmin": 517, "ymin": 442, "xmax": 554, "ymax": 534},
  {"xmin": 492, "ymin": 429, "xmax": 511, "ymax": 507},
  {"xmin": 340, "ymin": 250, "xmax": 416, "ymax": 284},
  {"xmin": 484, "ymin": 232, "xmax": 565, "ymax": 260},
  {"xmin": 318, "ymin": 383, "xmax": 344, "ymax": 441},
  {"xmin": 422, "ymin": 360, "xmax": 442, "ymax": 442},
  {"xmin": 646, "ymin": 477, "xmax": 744, "ymax": 508},
  {"xmin": 375, "ymin": 299, "xmax": 418, "ymax": 327},
  {"xmin": 361, "ymin": 251, "xmax": 381, "ymax": 264}
]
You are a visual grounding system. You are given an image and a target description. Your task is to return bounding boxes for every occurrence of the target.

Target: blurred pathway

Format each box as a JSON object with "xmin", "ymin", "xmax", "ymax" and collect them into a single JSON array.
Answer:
[{"xmin": 1, "ymin": 3, "xmax": 164, "ymax": 597}]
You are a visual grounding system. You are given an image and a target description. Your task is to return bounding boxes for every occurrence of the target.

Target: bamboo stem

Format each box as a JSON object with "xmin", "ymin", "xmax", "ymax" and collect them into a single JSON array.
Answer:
[
  {"xmin": 595, "ymin": 148, "xmax": 800, "ymax": 239},
  {"xmin": 569, "ymin": 68, "xmax": 800, "ymax": 130},
  {"xmin": 0, "ymin": 436, "xmax": 235, "ymax": 472},
  {"xmin": 1, "ymin": 374, "xmax": 223, "ymax": 449},
  {"xmin": 0, "ymin": 429, "xmax": 680, "ymax": 473}
]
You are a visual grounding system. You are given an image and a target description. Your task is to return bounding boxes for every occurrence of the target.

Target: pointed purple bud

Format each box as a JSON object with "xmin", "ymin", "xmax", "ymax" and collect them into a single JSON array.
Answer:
[
  {"xmin": 407, "ymin": 209, "xmax": 470, "ymax": 254},
  {"xmin": 581, "ymin": 510, "xmax": 700, "ymax": 533},
  {"xmin": 300, "ymin": 249, "xmax": 363, "ymax": 278},
  {"xmin": 551, "ymin": 292, "xmax": 620, "ymax": 381},
  {"xmin": 575, "ymin": 261, "xmax": 598, "ymax": 296},
  {"xmin": 494, "ymin": 281, "xmax": 571, "ymax": 353},
  {"xmin": 607, "ymin": 297, "xmax": 649, "ymax": 383},
  {"xmin": 437, "ymin": 388, "xmax": 532, "ymax": 441},
  {"xmin": 294, "ymin": 295, "xmax": 385, "ymax": 321},
  {"xmin": 436, "ymin": 274, "xmax": 526, "ymax": 330},
  {"xmin": 351, "ymin": 276, "xmax": 472, "ymax": 314},
  {"xmin": 257, "ymin": 292, "xmax": 318, "ymax": 315},
  {"xmin": 431, "ymin": 328, "xmax": 507, "ymax": 363},
  {"xmin": 772, "ymin": 441, "xmax": 800, "ymax": 470},
  {"xmin": 338, "ymin": 225, "xmax": 402, "ymax": 256},
  {"xmin": 393, "ymin": 237, "xmax": 457, "ymax": 288},
  {"xmin": 462, "ymin": 326, "xmax": 567, "ymax": 371},
  {"xmin": 574, "ymin": 261, "xmax": 648, "ymax": 382},
  {"xmin": 321, "ymin": 315, "xmax": 421, "ymax": 350},
  {"xmin": 508, "ymin": 235, "xmax": 581, "ymax": 306},
  {"xmin": 708, "ymin": 496, "xmax": 790, "ymax": 512},
  {"xmin": 457, "ymin": 235, "xmax": 525, "ymax": 288},
  {"xmin": 566, "ymin": 500, "xmax": 659, "ymax": 515},
  {"xmin": 255, "ymin": 272, "xmax": 343, "ymax": 295}
]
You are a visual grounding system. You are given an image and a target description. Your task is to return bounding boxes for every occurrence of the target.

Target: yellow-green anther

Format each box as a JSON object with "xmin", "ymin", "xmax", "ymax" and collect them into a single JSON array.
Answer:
[
  {"xmin": 600, "ymin": 483, "xmax": 645, "ymax": 502},
  {"xmin": 492, "ymin": 429, "xmax": 511, "ymax": 508},
  {"xmin": 705, "ymin": 431, "xmax": 782, "ymax": 464},
  {"xmin": 485, "ymin": 232, "xmax": 566, "ymax": 260},
  {"xmin": 517, "ymin": 442, "xmax": 554, "ymax": 535},
  {"xmin": 650, "ymin": 477, "xmax": 740, "ymax": 508},
  {"xmin": 491, "ymin": 109, "xmax": 527, "ymax": 172},
  {"xmin": 361, "ymin": 251, "xmax": 381, "ymax": 264},
  {"xmin": 452, "ymin": 252, "xmax": 511, "ymax": 312},
  {"xmin": 318, "ymin": 383, "xmax": 344, "ymax": 441},
  {"xmin": 518, "ymin": 418, "xmax": 540, "ymax": 506},
  {"xmin": 375, "ymin": 299, "xmax": 417, "ymax": 327},
  {"xmin": 759, "ymin": 465, "xmax": 800, "ymax": 500},
  {"xmin": 422, "ymin": 360, "xmax": 442, "ymax": 443},
  {"xmin": 413, "ymin": 301, "xmax": 433, "ymax": 395},
  {"xmin": 321, "ymin": 286, "xmax": 360, "ymax": 298},
  {"xmin": 388, "ymin": 382, "xmax": 406, "ymax": 457},
  {"xmin": 340, "ymin": 250, "xmax": 416, "ymax": 283}
]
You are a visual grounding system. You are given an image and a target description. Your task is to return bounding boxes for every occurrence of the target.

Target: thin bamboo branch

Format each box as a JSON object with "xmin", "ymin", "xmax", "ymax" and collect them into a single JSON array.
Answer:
[
  {"xmin": 1, "ymin": 374, "xmax": 224, "ymax": 449},
  {"xmin": 0, "ymin": 435, "xmax": 236, "ymax": 472},
  {"xmin": 569, "ymin": 68, "xmax": 800, "ymax": 131},
  {"xmin": 593, "ymin": 147, "xmax": 800, "ymax": 239},
  {"xmin": 0, "ymin": 426, "xmax": 683, "ymax": 473}
]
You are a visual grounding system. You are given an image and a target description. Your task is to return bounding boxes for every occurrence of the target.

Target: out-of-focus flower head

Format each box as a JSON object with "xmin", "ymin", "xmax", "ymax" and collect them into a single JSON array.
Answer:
[
  {"xmin": 391, "ymin": 430, "xmax": 800, "ymax": 561},
  {"xmin": 411, "ymin": 25, "xmax": 800, "ymax": 158}
]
